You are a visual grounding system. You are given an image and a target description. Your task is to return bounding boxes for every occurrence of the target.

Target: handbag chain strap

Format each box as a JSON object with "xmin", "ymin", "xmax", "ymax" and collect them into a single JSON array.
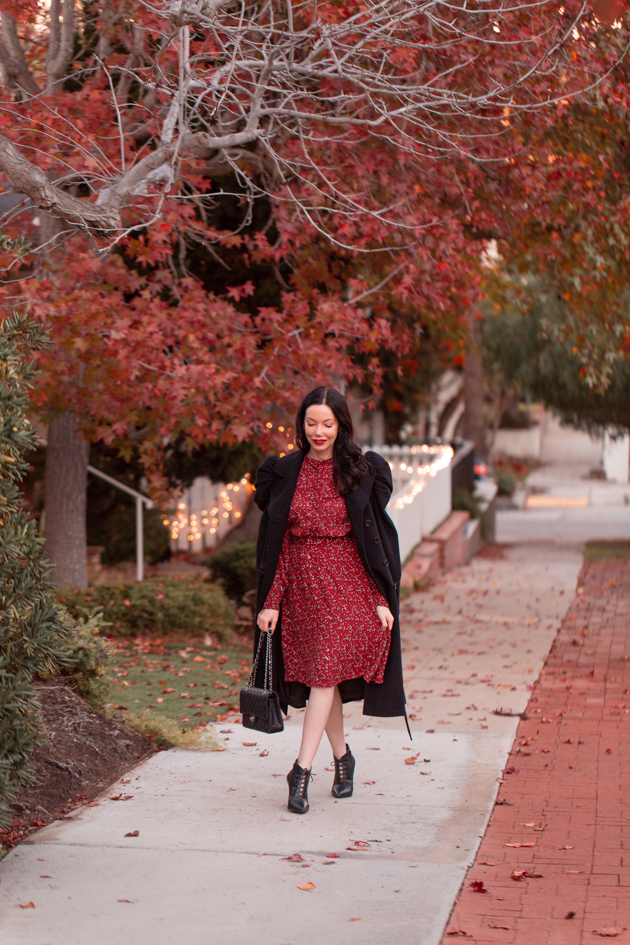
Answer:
[{"xmin": 247, "ymin": 630, "xmax": 273, "ymax": 692}]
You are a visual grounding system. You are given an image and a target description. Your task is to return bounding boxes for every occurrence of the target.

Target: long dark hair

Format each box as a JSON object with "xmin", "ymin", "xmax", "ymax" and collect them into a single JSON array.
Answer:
[{"xmin": 294, "ymin": 387, "xmax": 372, "ymax": 494}]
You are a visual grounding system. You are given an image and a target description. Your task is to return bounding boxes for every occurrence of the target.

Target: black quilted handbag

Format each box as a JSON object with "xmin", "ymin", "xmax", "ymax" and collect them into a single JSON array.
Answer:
[{"xmin": 240, "ymin": 631, "xmax": 284, "ymax": 734}]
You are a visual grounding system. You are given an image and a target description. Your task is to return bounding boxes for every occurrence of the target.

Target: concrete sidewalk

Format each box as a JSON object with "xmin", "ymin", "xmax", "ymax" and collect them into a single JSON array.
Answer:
[{"xmin": 0, "ymin": 544, "xmax": 582, "ymax": 945}]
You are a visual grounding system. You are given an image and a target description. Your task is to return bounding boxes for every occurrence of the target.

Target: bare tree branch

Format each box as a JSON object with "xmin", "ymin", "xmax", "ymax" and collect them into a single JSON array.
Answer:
[
  {"xmin": 46, "ymin": 0, "xmax": 75, "ymax": 97},
  {"xmin": 0, "ymin": 0, "xmax": 617, "ymax": 241},
  {"xmin": 0, "ymin": 13, "xmax": 41, "ymax": 97},
  {"xmin": 0, "ymin": 134, "xmax": 122, "ymax": 232}
]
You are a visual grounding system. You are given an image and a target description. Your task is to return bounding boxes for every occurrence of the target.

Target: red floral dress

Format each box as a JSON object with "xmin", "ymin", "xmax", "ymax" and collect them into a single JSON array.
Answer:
[{"xmin": 264, "ymin": 455, "xmax": 391, "ymax": 688}]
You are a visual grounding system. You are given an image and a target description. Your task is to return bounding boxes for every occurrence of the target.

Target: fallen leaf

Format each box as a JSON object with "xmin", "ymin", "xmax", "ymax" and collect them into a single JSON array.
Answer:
[
  {"xmin": 489, "ymin": 924, "xmax": 511, "ymax": 930},
  {"xmin": 446, "ymin": 932, "xmax": 471, "ymax": 938},
  {"xmin": 592, "ymin": 930, "xmax": 625, "ymax": 938},
  {"xmin": 479, "ymin": 861, "xmax": 495, "ymax": 866},
  {"xmin": 258, "ymin": 852, "xmax": 267, "ymax": 856},
  {"xmin": 566, "ymin": 912, "xmax": 576, "ymax": 919},
  {"xmin": 19, "ymin": 902, "xmax": 35, "ymax": 909},
  {"xmin": 109, "ymin": 794, "xmax": 133, "ymax": 801},
  {"xmin": 346, "ymin": 841, "xmax": 371, "ymax": 851},
  {"xmin": 282, "ymin": 854, "xmax": 305, "ymax": 861},
  {"xmin": 297, "ymin": 882, "xmax": 315, "ymax": 891},
  {"xmin": 117, "ymin": 899, "xmax": 134, "ymax": 903},
  {"xmin": 511, "ymin": 870, "xmax": 528, "ymax": 881},
  {"xmin": 521, "ymin": 822, "xmax": 537, "ymax": 827},
  {"xmin": 259, "ymin": 749, "xmax": 269, "ymax": 757},
  {"xmin": 469, "ymin": 880, "xmax": 487, "ymax": 893},
  {"xmin": 242, "ymin": 742, "xmax": 257, "ymax": 746},
  {"xmin": 124, "ymin": 830, "xmax": 139, "ymax": 837},
  {"xmin": 404, "ymin": 754, "xmax": 420, "ymax": 765},
  {"xmin": 553, "ymin": 845, "xmax": 574, "ymax": 850},
  {"xmin": 156, "ymin": 697, "xmax": 164, "ymax": 703},
  {"xmin": 505, "ymin": 842, "xmax": 534, "ymax": 848},
  {"xmin": 220, "ymin": 729, "xmax": 233, "ymax": 733},
  {"xmin": 162, "ymin": 688, "xmax": 175, "ymax": 693},
  {"xmin": 350, "ymin": 917, "xmax": 361, "ymax": 921},
  {"xmin": 327, "ymin": 853, "xmax": 340, "ymax": 858},
  {"xmin": 426, "ymin": 728, "xmax": 435, "ymax": 733},
  {"xmin": 39, "ymin": 875, "xmax": 52, "ymax": 878}
]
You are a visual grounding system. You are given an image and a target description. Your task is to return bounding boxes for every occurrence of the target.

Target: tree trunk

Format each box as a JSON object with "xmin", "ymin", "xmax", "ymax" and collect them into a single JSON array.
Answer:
[
  {"xmin": 462, "ymin": 348, "xmax": 488, "ymax": 461},
  {"xmin": 45, "ymin": 411, "xmax": 89, "ymax": 587}
]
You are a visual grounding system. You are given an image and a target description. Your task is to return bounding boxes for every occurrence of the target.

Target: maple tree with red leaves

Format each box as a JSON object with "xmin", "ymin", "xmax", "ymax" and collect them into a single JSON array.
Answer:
[{"xmin": 0, "ymin": 1, "xmax": 619, "ymax": 584}]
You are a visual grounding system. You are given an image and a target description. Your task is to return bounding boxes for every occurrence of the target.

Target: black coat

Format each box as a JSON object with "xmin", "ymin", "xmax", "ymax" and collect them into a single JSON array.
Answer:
[{"xmin": 251, "ymin": 449, "xmax": 407, "ymax": 723}]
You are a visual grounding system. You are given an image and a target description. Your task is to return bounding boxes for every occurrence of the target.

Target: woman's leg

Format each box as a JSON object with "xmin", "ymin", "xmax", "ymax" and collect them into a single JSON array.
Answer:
[
  {"xmin": 324, "ymin": 686, "xmax": 346, "ymax": 759},
  {"xmin": 297, "ymin": 685, "xmax": 337, "ymax": 769}
]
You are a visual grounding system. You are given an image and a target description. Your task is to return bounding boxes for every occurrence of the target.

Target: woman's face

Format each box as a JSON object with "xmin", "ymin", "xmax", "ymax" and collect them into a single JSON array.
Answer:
[{"xmin": 304, "ymin": 404, "xmax": 339, "ymax": 459}]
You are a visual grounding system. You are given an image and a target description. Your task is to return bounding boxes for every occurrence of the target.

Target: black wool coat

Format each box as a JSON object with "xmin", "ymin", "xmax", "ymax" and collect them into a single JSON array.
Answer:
[{"xmin": 251, "ymin": 449, "xmax": 407, "ymax": 724}]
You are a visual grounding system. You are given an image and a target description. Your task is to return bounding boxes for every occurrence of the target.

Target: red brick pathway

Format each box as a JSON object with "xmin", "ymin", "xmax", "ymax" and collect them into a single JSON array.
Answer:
[{"xmin": 441, "ymin": 559, "xmax": 630, "ymax": 944}]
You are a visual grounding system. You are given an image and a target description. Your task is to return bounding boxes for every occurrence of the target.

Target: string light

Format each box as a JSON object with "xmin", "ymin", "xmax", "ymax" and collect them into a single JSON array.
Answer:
[
  {"xmin": 166, "ymin": 474, "xmax": 254, "ymax": 546},
  {"xmin": 392, "ymin": 446, "xmax": 454, "ymax": 510}
]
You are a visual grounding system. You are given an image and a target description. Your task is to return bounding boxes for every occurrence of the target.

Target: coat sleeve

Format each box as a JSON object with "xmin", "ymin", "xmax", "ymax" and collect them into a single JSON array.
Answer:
[
  {"xmin": 254, "ymin": 455, "xmax": 279, "ymax": 511},
  {"xmin": 367, "ymin": 451, "xmax": 393, "ymax": 511},
  {"xmin": 263, "ymin": 531, "xmax": 290, "ymax": 610}
]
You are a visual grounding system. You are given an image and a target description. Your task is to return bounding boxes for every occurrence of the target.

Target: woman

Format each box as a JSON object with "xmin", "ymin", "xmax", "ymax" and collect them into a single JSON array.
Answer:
[{"xmin": 252, "ymin": 387, "xmax": 408, "ymax": 814}]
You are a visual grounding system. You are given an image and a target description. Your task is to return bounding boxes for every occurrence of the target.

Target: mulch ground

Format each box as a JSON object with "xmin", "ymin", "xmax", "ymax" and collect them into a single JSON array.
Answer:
[
  {"xmin": 442, "ymin": 558, "xmax": 630, "ymax": 945},
  {"xmin": 0, "ymin": 682, "xmax": 157, "ymax": 854}
]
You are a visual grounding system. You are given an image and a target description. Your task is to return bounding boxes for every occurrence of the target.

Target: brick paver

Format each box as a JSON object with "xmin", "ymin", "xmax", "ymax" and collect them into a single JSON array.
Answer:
[{"xmin": 441, "ymin": 559, "xmax": 630, "ymax": 944}]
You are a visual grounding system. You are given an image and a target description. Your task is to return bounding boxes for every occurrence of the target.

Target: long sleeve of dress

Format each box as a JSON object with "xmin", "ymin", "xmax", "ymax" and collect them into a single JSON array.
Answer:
[{"xmin": 263, "ymin": 532, "xmax": 290, "ymax": 610}]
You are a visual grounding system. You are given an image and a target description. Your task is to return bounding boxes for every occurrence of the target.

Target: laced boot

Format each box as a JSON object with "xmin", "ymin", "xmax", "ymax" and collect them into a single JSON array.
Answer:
[
  {"xmin": 332, "ymin": 743, "xmax": 355, "ymax": 798},
  {"xmin": 287, "ymin": 760, "xmax": 312, "ymax": 814}
]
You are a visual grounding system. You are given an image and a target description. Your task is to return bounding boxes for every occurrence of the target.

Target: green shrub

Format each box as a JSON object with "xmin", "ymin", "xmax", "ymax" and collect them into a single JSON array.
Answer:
[
  {"xmin": 452, "ymin": 487, "xmax": 482, "ymax": 519},
  {"xmin": 57, "ymin": 577, "xmax": 234, "ymax": 640},
  {"xmin": 493, "ymin": 467, "xmax": 517, "ymax": 497},
  {"xmin": 207, "ymin": 539, "xmax": 257, "ymax": 600},
  {"xmin": 42, "ymin": 608, "xmax": 114, "ymax": 710},
  {"xmin": 0, "ymin": 315, "xmax": 74, "ymax": 827}
]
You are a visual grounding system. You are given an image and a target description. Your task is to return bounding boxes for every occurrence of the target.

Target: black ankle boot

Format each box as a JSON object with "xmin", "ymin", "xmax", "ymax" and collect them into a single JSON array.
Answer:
[
  {"xmin": 287, "ymin": 760, "xmax": 312, "ymax": 814},
  {"xmin": 332, "ymin": 744, "xmax": 355, "ymax": 798}
]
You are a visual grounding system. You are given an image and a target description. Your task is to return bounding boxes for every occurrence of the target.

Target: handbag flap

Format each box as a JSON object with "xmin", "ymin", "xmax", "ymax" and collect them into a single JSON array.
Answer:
[{"xmin": 240, "ymin": 685, "xmax": 271, "ymax": 720}]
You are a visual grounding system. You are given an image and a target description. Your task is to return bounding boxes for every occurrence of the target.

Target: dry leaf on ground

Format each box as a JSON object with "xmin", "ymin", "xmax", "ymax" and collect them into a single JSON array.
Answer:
[
  {"xmin": 297, "ymin": 882, "xmax": 315, "ymax": 891},
  {"xmin": 593, "ymin": 930, "xmax": 625, "ymax": 938}
]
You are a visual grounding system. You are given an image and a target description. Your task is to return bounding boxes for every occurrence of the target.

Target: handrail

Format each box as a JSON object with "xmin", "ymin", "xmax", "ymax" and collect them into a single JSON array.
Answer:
[{"xmin": 87, "ymin": 465, "xmax": 153, "ymax": 582}]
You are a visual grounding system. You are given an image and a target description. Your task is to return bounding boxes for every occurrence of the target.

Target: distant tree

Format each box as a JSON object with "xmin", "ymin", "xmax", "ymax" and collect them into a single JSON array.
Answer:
[{"xmin": 481, "ymin": 290, "xmax": 630, "ymax": 438}]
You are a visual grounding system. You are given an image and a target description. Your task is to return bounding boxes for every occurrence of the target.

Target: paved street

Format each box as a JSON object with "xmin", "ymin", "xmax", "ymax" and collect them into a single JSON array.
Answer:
[{"xmin": 0, "ymin": 544, "xmax": 582, "ymax": 945}]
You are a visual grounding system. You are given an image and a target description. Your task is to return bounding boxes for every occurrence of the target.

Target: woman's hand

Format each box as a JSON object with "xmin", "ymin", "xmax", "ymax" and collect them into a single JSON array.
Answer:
[
  {"xmin": 257, "ymin": 608, "xmax": 280, "ymax": 634},
  {"xmin": 376, "ymin": 605, "xmax": 394, "ymax": 631}
]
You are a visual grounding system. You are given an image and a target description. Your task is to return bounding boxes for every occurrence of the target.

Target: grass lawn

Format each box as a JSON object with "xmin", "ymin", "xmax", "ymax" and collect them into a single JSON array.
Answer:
[
  {"xmin": 584, "ymin": 540, "xmax": 630, "ymax": 563},
  {"xmin": 105, "ymin": 636, "xmax": 253, "ymax": 730}
]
